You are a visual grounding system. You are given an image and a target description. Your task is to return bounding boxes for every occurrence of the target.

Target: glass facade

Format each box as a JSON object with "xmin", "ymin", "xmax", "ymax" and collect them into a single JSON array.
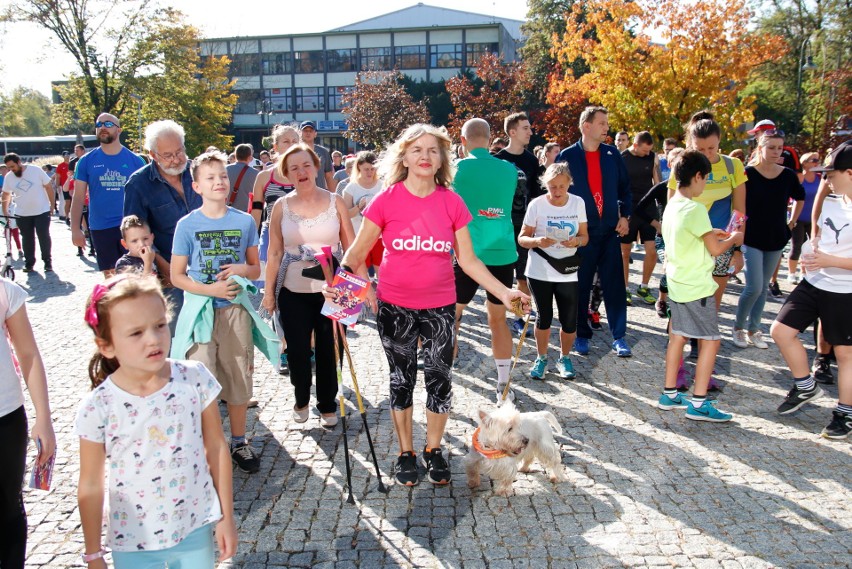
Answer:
[
  {"xmin": 295, "ymin": 87, "xmax": 325, "ymax": 111},
  {"xmin": 466, "ymin": 42, "xmax": 499, "ymax": 66},
  {"xmin": 360, "ymin": 47, "xmax": 392, "ymax": 71},
  {"xmin": 262, "ymin": 52, "xmax": 291, "ymax": 75},
  {"xmin": 327, "ymin": 49, "xmax": 358, "ymax": 72},
  {"xmin": 234, "ymin": 90, "xmax": 261, "ymax": 114},
  {"xmin": 231, "ymin": 53, "xmax": 260, "ymax": 76},
  {"xmin": 327, "ymin": 86, "xmax": 350, "ymax": 111},
  {"xmin": 430, "ymin": 44, "xmax": 463, "ymax": 68},
  {"xmin": 294, "ymin": 50, "xmax": 325, "ymax": 73},
  {"xmin": 395, "ymin": 45, "xmax": 427, "ymax": 69},
  {"xmin": 266, "ymin": 88, "xmax": 293, "ymax": 113}
]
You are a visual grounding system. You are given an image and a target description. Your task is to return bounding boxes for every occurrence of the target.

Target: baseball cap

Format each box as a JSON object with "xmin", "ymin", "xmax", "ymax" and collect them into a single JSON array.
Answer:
[
  {"xmin": 811, "ymin": 140, "xmax": 852, "ymax": 173},
  {"xmin": 61, "ymin": 150, "xmax": 70, "ymax": 156},
  {"xmin": 747, "ymin": 119, "xmax": 776, "ymax": 135},
  {"xmin": 299, "ymin": 121, "xmax": 317, "ymax": 131}
]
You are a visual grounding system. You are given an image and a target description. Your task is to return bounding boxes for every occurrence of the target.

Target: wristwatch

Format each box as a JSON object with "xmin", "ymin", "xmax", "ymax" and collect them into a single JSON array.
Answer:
[{"xmin": 81, "ymin": 549, "xmax": 107, "ymax": 563}]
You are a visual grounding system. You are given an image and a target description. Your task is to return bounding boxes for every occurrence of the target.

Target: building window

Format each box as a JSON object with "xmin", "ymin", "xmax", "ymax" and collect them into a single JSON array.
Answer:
[
  {"xmin": 293, "ymin": 50, "xmax": 324, "ymax": 73},
  {"xmin": 360, "ymin": 47, "xmax": 391, "ymax": 70},
  {"xmin": 295, "ymin": 87, "xmax": 325, "ymax": 111},
  {"xmin": 328, "ymin": 86, "xmax": 350, "ymax": 111},
  {"xmin": 230, "ymin": 53, "xmax": 261, "ymax": 76},
  {"xmin": 466, "ymin": 43, "xmax": 499, "ymax": 67},
  {"xmin": 234, "ymin": 90, "xmax": 261, "ymax": 114},
  {"xmin": 262, "ymin": 52, "xmax": 291, "ymax": 75},
  {"xmin": 430, "ymin": 44, "xmax": 462, "ymax": 68},
  {"xmin": 327, "ymin": 49, "xmax": 358, "ymax": 72},
  {"xmin": 265, "ymin": 88, "xmax": 293, "ymax": 113},
  {"xmin": 394, "ymin": 45, "xmax": 427, "ymax": 69}
]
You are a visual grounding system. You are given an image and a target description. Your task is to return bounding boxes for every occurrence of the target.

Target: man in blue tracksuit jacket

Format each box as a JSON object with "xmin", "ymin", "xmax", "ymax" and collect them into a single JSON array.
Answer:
[{"xmin": 555, "ymin": 106, "xmax": 634, "ymax": 357}]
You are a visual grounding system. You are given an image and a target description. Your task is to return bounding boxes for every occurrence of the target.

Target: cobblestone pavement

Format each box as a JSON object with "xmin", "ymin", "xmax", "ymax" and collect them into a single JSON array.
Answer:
[{"xmin": 20, "ymin": 217, "xmax": 852, "ymax": 568}]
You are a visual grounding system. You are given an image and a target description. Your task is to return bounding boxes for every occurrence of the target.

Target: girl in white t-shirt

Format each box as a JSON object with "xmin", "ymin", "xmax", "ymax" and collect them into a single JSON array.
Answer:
[
  {"xmin": 519, "ymin": 163, "xmax": 588, "ymax": 381},
  {"xmin": 75, "ymin": 275, "xmax": 237, "ymax": 568},
  {"xmin": 342, "ymin": 151, "xmax": 384, "ymax": 275},
  {"xmin": 0, "ymin": 276, "xmax": 55, "ymax": 567}
]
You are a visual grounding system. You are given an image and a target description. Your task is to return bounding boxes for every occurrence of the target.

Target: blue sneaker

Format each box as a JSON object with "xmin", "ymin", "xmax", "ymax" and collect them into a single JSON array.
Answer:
[
  {"xmin": 511, "ymin": 317, "xmax": 534, "ymax": 338},
  {"xmin": 657, "ymin": 391, "xmax": 690, "ymax": 410},
  {"xmin": 278, "ymin": 352, "xmax": 289, "ymax": 375},
  {"xmin": 612, "ymin": 338, "xmax": 632, "ymax": 357},
  {"xmin": 574, "ymin": 337, "xmax": 590, "ymax": 355},
  {"xmin": 556, "ymin": 355, "xmax": 575, "ymax": 379},
  {"xmin": 530, "ymin": 356, "xmax": 547, "ymax": 379},
  {"xmin": 686, "ymin": 399, "xmax": 733, "ymax": 422}
]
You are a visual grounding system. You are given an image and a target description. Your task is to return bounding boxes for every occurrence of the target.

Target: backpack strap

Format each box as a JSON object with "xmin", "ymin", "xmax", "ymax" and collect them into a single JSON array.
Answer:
[{"xmin": 230, "ymin": 164, "xmax": 249, "ymax": 206}]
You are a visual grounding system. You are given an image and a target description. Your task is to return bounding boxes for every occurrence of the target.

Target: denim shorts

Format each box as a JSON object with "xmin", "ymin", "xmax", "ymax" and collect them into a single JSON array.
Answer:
[{"xmin": 112, "ymin": 523, "xmax": 215, "ymax": 569}]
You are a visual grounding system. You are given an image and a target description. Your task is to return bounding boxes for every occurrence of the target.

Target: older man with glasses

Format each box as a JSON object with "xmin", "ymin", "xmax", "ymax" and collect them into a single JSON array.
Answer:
[
  {"xmin": 71, "ymin": 113, "xmax": 145, "ymax": 276},
  {"xmin": 124, "ymin": 120, "xmax": 202, "ymax": 330}
]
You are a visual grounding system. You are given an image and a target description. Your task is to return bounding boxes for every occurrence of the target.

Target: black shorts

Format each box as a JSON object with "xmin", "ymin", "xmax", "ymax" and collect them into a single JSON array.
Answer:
[
  {"xmin": 775, "ymin": 279, "xmax": 852, "ymax": 346},
  {"xmin": 620, "ymin": 217, "xmax": 656, "ymax": 244},
  {"xmin": 455, "ymin": 262, "xmax": 514, "ymax": 305},
  {"xmin": 90, "ymin": 226, "xmax": 127, "ymax": 271},
  {"xmin": 62, "ymin": 191, "xmax": 71, "ymax": 201}
]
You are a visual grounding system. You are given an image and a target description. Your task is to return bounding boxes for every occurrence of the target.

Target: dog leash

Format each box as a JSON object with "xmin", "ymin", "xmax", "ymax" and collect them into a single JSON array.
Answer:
[{"xmin": 501, "ymin": 298, "xmax": 531, "ymax": 403}]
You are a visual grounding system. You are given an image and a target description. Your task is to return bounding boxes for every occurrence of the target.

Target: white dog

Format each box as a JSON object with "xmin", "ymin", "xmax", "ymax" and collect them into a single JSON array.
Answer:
[{"xmin": 465, "ymin": 401, "xmax": 566, "ymax": 496}]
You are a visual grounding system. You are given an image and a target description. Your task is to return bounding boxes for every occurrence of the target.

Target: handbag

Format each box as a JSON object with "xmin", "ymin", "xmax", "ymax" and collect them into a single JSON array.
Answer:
[
  {"xmin": 532, "ymin": 247, "xmax": 581, "ymax": 275},
  {"xmin": 301, "ymin": 255, "xmax": 341, "ymax": 280}
]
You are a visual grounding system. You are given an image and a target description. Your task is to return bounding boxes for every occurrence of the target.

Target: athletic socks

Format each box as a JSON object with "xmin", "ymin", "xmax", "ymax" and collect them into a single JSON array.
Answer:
[
  {"xmin": 794, "ymin": 375, "xmax": 816, "ymax": 391},
  {"xmin": 496, "ymin": 359, "xmax": 511, "ymax": 384},
  {"xmin": 836, "ymin": 403, "xmax": 852, "ymax": 416},
  {"xmin": 641, "ymin": 282, "xmax": 649, "ymax": 288},
  {"xmin": 691, "ymin": 396, "xmax": 706, "ymax": 408},
  {"xmin": 231, "ymin": 435, "xmax": 246, "ymax": 449},
  {"xmin": 663, "ymin": 388, "xmax": 678, "ymax": 397}
]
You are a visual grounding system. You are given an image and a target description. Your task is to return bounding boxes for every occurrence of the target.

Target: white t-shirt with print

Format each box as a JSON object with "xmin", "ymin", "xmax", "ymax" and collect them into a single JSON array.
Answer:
[
  {"xmin": 522, "ymin": 194, "xmax": 587, "ymax": 283},
  {"xmin": 2, "ymin": 166, "xmax": 51, "ymax": 217},
  {"xmin": 342, "ymin": 180, "xmax": 382, "ymax": 234},
  {"xmin": 0, "ymin": 278, "xmax": 28, "ymax": 418},
  {"xmin": 75, "ymin": 359, "xmax": 223, "ymax": 552},
  {"xmin": 806, "ymin": 194, "xmax": 852, "ymax": 294}
]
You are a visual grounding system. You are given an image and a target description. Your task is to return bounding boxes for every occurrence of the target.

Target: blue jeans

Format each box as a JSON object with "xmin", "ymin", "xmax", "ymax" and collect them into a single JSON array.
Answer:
[
  {"xmin": 735, "ymin": 247, "xmax": 784, "ymax": 332},
  {"xmin": 112, "ymin": 523, "xmax": 215, "ymax": 569}
]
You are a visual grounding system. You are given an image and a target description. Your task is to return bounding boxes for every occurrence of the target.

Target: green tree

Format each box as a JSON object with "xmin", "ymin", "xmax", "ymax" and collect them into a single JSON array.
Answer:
[
  {"xmin": 51, "ymin": 16, "xmax": 236, "ymax": 156},
  {"xmin": 341, "ymin": 70, "xmax": 430, "ymax": 149},
  {"xmin": 0, "ymin": 87, "xmax": 53, "ymax": 135},
  {"xmin": 7, "ymin": 0, "xmax": 171, "ymax": 118},
  {"xmin": 520, "ymin": 0, "xmax": 580, "ymax": 108}
]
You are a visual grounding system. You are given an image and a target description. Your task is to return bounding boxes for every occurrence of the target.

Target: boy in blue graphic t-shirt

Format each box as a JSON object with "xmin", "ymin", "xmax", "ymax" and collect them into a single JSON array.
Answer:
[{"xmin": 171, "ymin": 151, "xmax": 261, "ymax": 474}]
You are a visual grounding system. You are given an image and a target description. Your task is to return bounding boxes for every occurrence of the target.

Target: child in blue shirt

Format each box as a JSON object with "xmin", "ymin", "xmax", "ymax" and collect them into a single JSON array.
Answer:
[{"xmin": 171, "ymin": 151, "xmax": 261, "ymax": 473}]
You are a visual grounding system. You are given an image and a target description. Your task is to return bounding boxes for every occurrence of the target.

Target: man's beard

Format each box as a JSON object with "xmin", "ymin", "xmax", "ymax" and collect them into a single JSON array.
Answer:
[
  {"xmin": 160, "ymin": 161, "xmax": 188, "ymax": 176},
  {"xmin": 98, "ymin": 132, "xmax": 116, "ymax": 144}
]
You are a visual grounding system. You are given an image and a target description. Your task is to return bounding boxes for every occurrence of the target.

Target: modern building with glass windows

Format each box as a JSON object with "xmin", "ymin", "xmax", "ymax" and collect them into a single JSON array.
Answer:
[{"xmin": 199, "ymin": 3, "xmax": 523, "ymax": 152}]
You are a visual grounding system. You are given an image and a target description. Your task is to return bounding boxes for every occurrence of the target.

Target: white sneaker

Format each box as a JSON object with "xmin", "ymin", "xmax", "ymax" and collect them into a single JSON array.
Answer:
[
  {"xmin": 496, "ymin": 383, "xmax": 515, "ymax": 404},
  {"xmin": 732, "ymin": 329, "xmax": 749, "ymax": 348},
  {"xmin": 320, "ymin": 413, "xmax": 338, "ymax": 428},
  {"xmin": 748, "ymin": 331, "xmax": 769, "ymax": 349},
  {"xmin": 786, "ymin": 274, "xmax": 800, "ymax": 284},
  {"xmin": 293, "ymin": 405, "xmax": 310, "ymax": 423}
]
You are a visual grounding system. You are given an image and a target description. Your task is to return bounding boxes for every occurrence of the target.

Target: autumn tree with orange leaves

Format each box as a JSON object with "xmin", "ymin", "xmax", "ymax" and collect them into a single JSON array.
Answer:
[
  {"xmin": 546, "ymin": 0, "xmax": 786, "ymax": 145},
  {"xmin": 341, "ymin": 70, "xmax": 430, "ymax": 149},
  {"xmin": 444, "ymin": 54, "xmax": 533, "ymax": 141}
]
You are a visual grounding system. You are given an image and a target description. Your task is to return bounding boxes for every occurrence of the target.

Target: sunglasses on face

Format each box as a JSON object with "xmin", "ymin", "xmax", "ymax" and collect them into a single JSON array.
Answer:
[
  {"xmin": 96, "ymin": 121, "xmax": 119, "ymax": 128},
  {"xmin": 761, "ymin": 128, "xmax": 784, "ymax": 138}
]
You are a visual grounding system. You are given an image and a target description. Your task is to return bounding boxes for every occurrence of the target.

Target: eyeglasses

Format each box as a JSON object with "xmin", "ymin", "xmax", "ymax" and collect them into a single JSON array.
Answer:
[
  {"xmin": 154, "ymin": 148, "xmax": 186, "ymax": 162},
  {"xmin": 95, "ymin": 121, "xmax": 119, "ymax": 128}
]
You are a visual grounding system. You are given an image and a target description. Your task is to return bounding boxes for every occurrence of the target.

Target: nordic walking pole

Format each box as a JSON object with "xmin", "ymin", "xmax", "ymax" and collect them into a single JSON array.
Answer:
[
  {"xmin": 320, "ymin": 246, "xmax": 388, "ymax": 494},
  {"xmin": 337, "ymin": 322, "xmax": 388, "ymax": 493},
  {"xmin": 501, "ymin": 297, "xmax": 532, "ymax": 403},
  {"xmin": 316, "ymin": 251, "xmax": 355, "ymax": 504}
]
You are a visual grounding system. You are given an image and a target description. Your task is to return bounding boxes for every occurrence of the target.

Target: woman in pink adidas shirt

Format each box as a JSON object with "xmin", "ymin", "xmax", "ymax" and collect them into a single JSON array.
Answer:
[{"xmin": 339, "ymin": 124, "xmax": 529, "ymax": 487}]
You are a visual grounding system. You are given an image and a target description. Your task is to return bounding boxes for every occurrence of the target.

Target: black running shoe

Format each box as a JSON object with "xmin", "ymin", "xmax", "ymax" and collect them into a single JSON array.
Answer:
[
  {"xmin": 392, "ymin": 451, "xmax": 419, "ymax": 486},
  {"xmin": 821, "ymin": 411, "xmax": 852, "ymax": 440},
  {"xmin": 812, "ymin": 356, "xmax": 835, "ymax": 385},
  {"xmin": 768, "ymin": 281, "xmax": 783, "ymax": 298},
  {"xmin": 231, "ymin": 442, "xmax": 260, "ymax": 473},
  {"xmin": 655, "ymin": 299, "xmax": 668, "ymax": 319},
  {"xmin": 777, "ymin": 385, "xmax": 823, "ymax": 415},
  {"xmin": 421, "ymin": 446, "xmax": 451, "ymax": 485}
]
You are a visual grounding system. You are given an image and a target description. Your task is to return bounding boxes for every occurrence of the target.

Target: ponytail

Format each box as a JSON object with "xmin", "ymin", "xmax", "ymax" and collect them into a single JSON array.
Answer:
[{"xmin": 88, "ymin": 351, "xmax": 120, "ymax": 389}]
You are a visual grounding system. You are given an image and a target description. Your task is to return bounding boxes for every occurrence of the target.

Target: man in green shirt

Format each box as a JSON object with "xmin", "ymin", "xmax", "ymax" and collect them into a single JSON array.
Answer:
[{"xmin": 453, "ymin": 118, "xmax": 522, "ymax": 401}]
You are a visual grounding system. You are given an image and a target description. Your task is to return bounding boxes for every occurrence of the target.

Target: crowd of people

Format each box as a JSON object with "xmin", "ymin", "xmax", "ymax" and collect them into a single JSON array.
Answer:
[{"xmin": 0, "ymin": 106, "xmax": 849, "ymax": 568}]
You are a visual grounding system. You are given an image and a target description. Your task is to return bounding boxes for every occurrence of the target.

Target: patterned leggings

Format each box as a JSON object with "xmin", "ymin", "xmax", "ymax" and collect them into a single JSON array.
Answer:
[{"xmin": 376, "ymin": 301, "xmax": 454, "ymax": 414}]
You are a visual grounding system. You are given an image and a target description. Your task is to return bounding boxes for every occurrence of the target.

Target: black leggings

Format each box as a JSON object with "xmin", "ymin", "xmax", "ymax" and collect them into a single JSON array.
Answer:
[
  {"xmin": 278, "ymin": 288, "xmax": 339, "ymax": 414},
  {"xmin": 376, "ymin": 301, "xmax": 454, "ymax": 414},
  {"xmin": 0, "ymin": 406, "xmax": 27, "ymax": 569},
  {"xmin": 789, "ymin": 221, "xmax": 812, "ymax": 261},
  {"xmin": 529, "ymin": 277, "xmax": 579, "ymax": 333}
]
